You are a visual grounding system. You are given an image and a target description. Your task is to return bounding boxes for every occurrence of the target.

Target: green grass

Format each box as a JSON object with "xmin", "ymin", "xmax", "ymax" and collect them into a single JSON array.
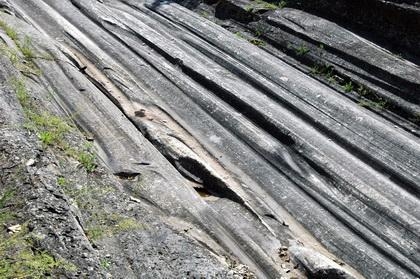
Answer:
[
  {"xmin": 279, "ymin": 1, "xmax": 287, "ymax": 9},
  {"xmin": 255, "ymin": 0, "xmax": 278, "ymax": 10},
  {"xmin": 295, "ymin": 44, "xmax": 310, "ymax": 56},
  {"xmin": 254, "ymin": 25, "xmax": 267, "ymax": 37},
  {"xmin": 0, "ymin": 190, "xmax": 15, "ymax": 209},
  {"xmin": 23, "ymin": 108, "xmax": 72, "ymax": 147},
  {"xmin": 100, "ymin": 259, "xmax": 111, "ymax": 270},
  {"xmin": 0, "ymin": 190, "xmax": 16, "ymax": 224},
  {"xmin": 116, "ymin": 218, "xmax": 142, "ymax": 231},
  {"xmin": 235, "ymin": 29, "xmax": 266, "ymax": 48},
  {"xmin": 28, "ymin": 112, "xmax": 72, "ymax": 147},
  {"xmin": 310, "ymin": 66, "xmax": 390, "ymax": 110},
  {"xmin": 86, "ymin": 217, "xmax": 143, "ymax": 241},
  {"xmin": 359, "ymin": 99, "xmax": 388, "ymax": 110},
  {"xmin": 77, "ymin": 151, "xmax": 97, "ymax": 173},
  {"xmin": 355, "ymin": 85, "xmax": 389, "ymax": 110},
  {"xmin": 249, "ymin": 38, "xmax": 265, "ymax": 46},
  {"xmin": 310, "ymin": 63, "xmax": 338, "ymax": 84},
  {"xmin": 0, "ymin": 20, "xmax": 18, "ymax": 41},
  {"xmin": 255, "ymin": 0, "xmax": 286, "ymax": 10},
  {"xmin": 0, "ymin": 189, "xmax": 16, "ymax": 225},
  {"xmin": 11, "ymin": 78, "xmax": 97, "ymax": 173},
  {"xmin": 0, "ymin": 212, "xmax": 15, "ymax": 225},
  {"xmin": 0, "ymin": 44, "xmax": 19, "ymax": 64},
  {"xmin": 20, "ymin": 36, "xmax": 35, "ymax": 60},
  {"xmin": 0, "ymin": 21, "xmax": 32, "ymax": 59},
  {"xmin": 59, "ymin": 183, "xmax": 141, "ymax": 244},
  {"xmin": 245, "ymin": 0, "xmax": 286, "ymax": 12},
  {"xmin": 199, "ymin": 11, "xmax": 210, "ymax": 19},
  {"xmin": 235, "ymin": 31, "xmax": 246, "ymax": 39},
  {"xmin": 57, "ymin": 177, "xmax": 68, "ymax": 187},
  {"xmin": 0, "ymin": 21, "xmax": 43, "ymax": 76},
  {"xmin": 343, "ymin": 81, "xmax": 354, "ymax": 93},
  {"xmin": 0, "ymin": 226, "xmax": 76, "ymax": 278},
  {"xmin": 86, "ymin": 226, "xmax": 106, "ymax": 241},
  {"xmin": 0, "ymin": 43, "xmax": 41, "ymax": 75},
  {"xmin": 39, "ymin": 131, "xmax": 55, "ymax": 145},
  {"xmin": 11, "ymin": 78, "xmax": 30, "ymax": 108}
]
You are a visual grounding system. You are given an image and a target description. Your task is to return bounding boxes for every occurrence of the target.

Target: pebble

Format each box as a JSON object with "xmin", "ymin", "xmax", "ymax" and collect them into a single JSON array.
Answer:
[
  {"xmin": 130, "ymin": 196, "xmax": 141, "ymax": 203},
  {"xmin": 7, "ymin": 224, "xmax": 22, "ymax": 234},
  {"xmin": 26, "ymin": 158, "xmax": 36, "ymax": 166}
]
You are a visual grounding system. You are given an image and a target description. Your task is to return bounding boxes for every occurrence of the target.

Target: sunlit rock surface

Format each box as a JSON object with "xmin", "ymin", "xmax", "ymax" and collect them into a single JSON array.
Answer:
[{"xmin": 0, "ymin": 0, "xmax": 419, "ymax": 278}]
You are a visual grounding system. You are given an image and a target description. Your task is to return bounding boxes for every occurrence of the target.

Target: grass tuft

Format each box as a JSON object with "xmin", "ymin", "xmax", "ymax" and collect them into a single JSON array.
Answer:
[
  {"xmin": 343, "ymin": 81, "xmax": 354, "ymax": 93},
  {"xmin": 86, "ymin": 216, "xmax": 143, "ymax": 241},
  {"xmin": 11, "ymin": 78, "xmax": 97, "ymax": 173},
  {"xmin": 57, "ymin": 177, "xmax": 68, "ymax": 187},
  {"xmin": 0, "ymin": 226, "xmax": 77, "ymax": 278},
  {"xmin": 0, "ymin": 20, "xmax": 18, "ymax": 41},
  {"xmin": 249, "ymin": 38, "xmax": 265, "ymax": 47},
  {"xmin": 20, "ymin": 36, "xmax": 35, "ymax": 60},
  {"xmin": 295, "ymin": 44, "xmax": 310, "ymax": 56},
  {"xmin": 77, "ymin": 151, "xmax": 97, "ymax": 173}
]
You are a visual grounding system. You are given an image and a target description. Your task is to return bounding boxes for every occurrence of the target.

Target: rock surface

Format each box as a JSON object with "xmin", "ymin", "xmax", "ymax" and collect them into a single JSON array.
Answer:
[{"xmin": 0, "ymin": 0, "xmax": 419, "ymax": 278}]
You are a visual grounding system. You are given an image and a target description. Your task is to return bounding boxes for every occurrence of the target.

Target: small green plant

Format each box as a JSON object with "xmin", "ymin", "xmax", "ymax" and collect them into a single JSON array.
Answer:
[
  {"xmin": 310, "ymin": 63, "xmax": 339, "ymax": 84},
  {"xmin": 246, "ymin": 0, "xmax": 286, "ymax": 12},
  {"xmin": 11, "ymin": 78, "xmax": 98, "ymax": 173},
  {"xmin": 254, "ymin": 25, "xmax": 267, "ymax": 37},
  {"xmin": 295, "ymin": 44, "xmax": 310, "ymax": 56},
  {"xmin": 324, "ymin": 68, "xmax": 336, "ymax": 83},
  {"xmin": 100, "ymin": 259, "xmax": 111, "ymax": 270},
  {"xmin": 309, "ymin": 63, "xmax": 342, "ymax": 84},
  {"xmin": 39, "ymin": 131, "xmax": 55, "ymax": 145},
  {"xmin": 0, "ymin": 226, "xmax": 77, "ymax": 278},
  {"xmin": 27, "ymin": 112, "xmax": 72, "ymax": 146},
  {"xmin": 254, "ymin": 0, "xmax": 278, "ymax": 10},
  {"xmin": 0, "ymin": 212, "xmax": 15, "ymax": 224},
  {"xmin": 116, "ymin": 218, "xmax": 142, "ymax": 231},
  {"xmin": 327, "ymin": 76, "xmax": 336, "ymax": 84},
  {"xmin": 249, "ymin": 38, "xmax": 265, "ymax": 46},
  {"xmin": 11, "ymin": 78, "xmax": 30, "ymax": 108},
  {"xmin": 86, "ymin": 217, "xmax": 142, "ymax": 241},
  {"xmin": 0, "ymin": 190, "xmax": 15, "ymax": 209},
  {"xmin": 0, "ymin": 21, "xmax": 42, "ymax": 75},
  {"xmin": 86, "ymin": 226, "xmax": 105, "ymax": 241},
  {"xmin": 235, "ymin": 31, "xmax": 246, "ymax": 39},
  {"xmin": 1, "ymin": 44, "xmax": 41, "ymax": 75},
  {"xmin": 343, "ymin": 81, "xmax": 354, "ymax": 93},
  {"xmin": 57, "ymin": 177, "xmax": 68, "ymax": 187},
  {"xmin": 279, "ymin": 1, "xmax": 287, "ymax": 9},
  {"xmin": 0, "ymin": 20, "xmax": 18, "ymax": 41},
  {"xmin": 77, "ymin": 151, "xmax": 97, "ymax": 173},
  {"xmin": 199, "ymin": 11, "xmax": 210, "ymax": 19},
  {"xmin": 357, "ymin": 85, "xmax": 366, "ymax": 95},
  {"xmin": 20, "ymin": 36, "xmax": 35, "ymax": 60},
  {"xmin": 310, "ymin": 64, "xmax": 321, "ymax": 75},
  {"xmin": 354, "ymin": 84, "xmax": 390, "ymax": 110},
  {"xmin": 359, "ymin": 99, "xmax": 388, "ymax": 110}
]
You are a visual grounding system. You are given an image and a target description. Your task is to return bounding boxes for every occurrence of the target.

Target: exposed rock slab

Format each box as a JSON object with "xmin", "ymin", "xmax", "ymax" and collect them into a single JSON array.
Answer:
[{"xmin": 1, "ymin": 0, "xmax": 419, "ymax": 278}]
